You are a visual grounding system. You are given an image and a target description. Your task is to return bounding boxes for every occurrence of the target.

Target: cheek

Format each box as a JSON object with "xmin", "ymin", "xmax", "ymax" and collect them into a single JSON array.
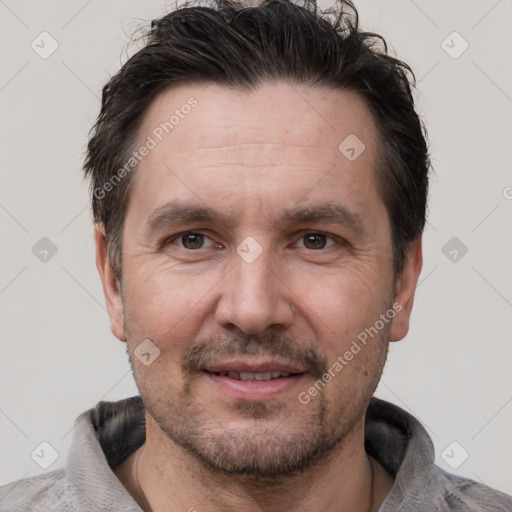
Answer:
[
  {"xmin": 297, "ymin": 267, "xmax": 391, "ymax": 354},
  {"xmin": 304, "ymin": 273, "xmax": 391, "ymax": 401},
  {"xmin": 122, "ymin": 260, "xmax": 221, "ymax": 344},
  {"xmin": 303, "ymin": 268, "xmax": 388, "ymax": 326}
]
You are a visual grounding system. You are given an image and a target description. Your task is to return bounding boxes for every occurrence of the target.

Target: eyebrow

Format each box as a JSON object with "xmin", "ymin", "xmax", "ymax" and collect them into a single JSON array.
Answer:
[
  {"xmin": 281, "ymin": 203, "xmax": 363, "ymax": 233},
  {"xmin": 143, "ymin": 199, "xmax": 364, "ymax": 237}
]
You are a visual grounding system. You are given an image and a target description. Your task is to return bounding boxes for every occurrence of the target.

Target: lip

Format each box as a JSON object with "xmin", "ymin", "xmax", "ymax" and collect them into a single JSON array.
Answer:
[
  {"xmin": 204, "ymin": 371, "xmax": 306, "ymax": 400},
  {"xmin": 204, "ymin": 357, "xmax": 306, "ymax": 374}
]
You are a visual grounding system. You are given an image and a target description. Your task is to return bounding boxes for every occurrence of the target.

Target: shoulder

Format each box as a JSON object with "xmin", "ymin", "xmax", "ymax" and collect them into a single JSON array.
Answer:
[
  {"xmin": 0, "ymin": 469, "xmax": 78, "ymax": 512},
  {"xmin": 429, "ymin": 467, "xmax": 512, "ymax": 512}
]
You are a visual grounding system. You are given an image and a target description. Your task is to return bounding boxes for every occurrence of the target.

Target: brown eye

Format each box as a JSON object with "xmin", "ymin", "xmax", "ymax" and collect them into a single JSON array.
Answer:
[
  {"xmin": 162, "ymin": 231, "xmax": 221, "ymax": 253},
  {"xmin": 303, "ymin": 233, "xmax": 328, "ymax": 249},
  {"xmin": 180, "ymin": 233, "xmax": 205, "ymax": 249}
]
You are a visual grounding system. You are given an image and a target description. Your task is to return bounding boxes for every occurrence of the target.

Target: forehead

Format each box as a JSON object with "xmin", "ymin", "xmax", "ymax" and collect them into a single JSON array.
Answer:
[
  {"xmin": 128, "ymin": 81, "xmax": 384, "ymax": 228},
  {"xmin": 137, "ymin": 81, "xmax": 378, "ymax": 159}
]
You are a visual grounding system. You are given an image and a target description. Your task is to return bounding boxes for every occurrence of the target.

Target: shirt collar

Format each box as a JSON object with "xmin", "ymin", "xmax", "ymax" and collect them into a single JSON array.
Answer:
[
  {"xmin": 65, "ymin": 397, "xmax": 145, "ymax": 511},
  {"xmin": 65, "ymin": 395, "xmax": 438, "ymax": 511}
]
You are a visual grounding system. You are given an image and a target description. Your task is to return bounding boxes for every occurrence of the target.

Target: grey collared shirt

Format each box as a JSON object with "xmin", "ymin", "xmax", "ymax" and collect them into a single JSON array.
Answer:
[{"xmin": 1, "ymin": 396, "xmax": 511, "ymax": 511}]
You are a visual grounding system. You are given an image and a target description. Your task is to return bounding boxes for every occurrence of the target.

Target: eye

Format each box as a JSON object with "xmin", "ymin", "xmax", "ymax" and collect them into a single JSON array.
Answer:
[
  {"xmin": 296, "ymin": 232, "xmax": 337, "ymax": 250},
  {"xmin": 166, "ymin": 232, "xmax": 217, "ymax": 250}
]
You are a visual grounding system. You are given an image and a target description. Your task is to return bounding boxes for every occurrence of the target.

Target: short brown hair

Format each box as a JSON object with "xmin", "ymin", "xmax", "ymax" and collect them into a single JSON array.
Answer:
[{"xmin": 84, "ymin": 0, "xmax": 430, "ymax": 279}]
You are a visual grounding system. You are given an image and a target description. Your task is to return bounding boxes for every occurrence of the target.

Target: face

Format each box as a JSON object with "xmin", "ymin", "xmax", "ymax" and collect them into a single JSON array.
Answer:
[{"xmin": 96, "ymin": 81, "xmax": 421, "ymax": 477}]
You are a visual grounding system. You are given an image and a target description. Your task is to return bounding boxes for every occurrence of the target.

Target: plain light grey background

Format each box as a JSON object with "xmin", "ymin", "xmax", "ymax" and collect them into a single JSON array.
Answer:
[{"xmin": 1, "ymin": 0, "xmax": 511, "ymax": 497}]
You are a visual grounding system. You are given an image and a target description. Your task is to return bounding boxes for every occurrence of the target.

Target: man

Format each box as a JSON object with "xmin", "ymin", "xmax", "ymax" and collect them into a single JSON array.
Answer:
[{"xmin": 1, "ymin": 0, "xmax": 511, "ymax": 510}]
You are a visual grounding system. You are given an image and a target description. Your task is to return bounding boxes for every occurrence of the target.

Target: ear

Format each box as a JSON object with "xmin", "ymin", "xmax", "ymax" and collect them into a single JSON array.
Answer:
[
  {"xmin": 94, "ymin": 224, "xmax": 127, "ymax": 342},
  {"xmin": 389, "ymin": 237, "xmax": 423, "ymax": 342}
]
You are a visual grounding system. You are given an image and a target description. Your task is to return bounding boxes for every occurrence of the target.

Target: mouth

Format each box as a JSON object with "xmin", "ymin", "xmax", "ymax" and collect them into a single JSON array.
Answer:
[
  {"xmin": 208, "ymin": 370, "xmax": 299, "ymax": 381},
  {"xmin": 202, "ymin": 359, "xmax": 307, "ymax": 400}
]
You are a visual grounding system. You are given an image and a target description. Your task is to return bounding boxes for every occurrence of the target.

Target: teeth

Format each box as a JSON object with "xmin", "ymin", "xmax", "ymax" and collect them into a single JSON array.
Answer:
[
  {"xmin": 253, "ymin": 372, "xmax": 272, "ymax": 381},
  {"xmin": 215, "ymin": 371, "xmax": 293, "ymax": 381}
]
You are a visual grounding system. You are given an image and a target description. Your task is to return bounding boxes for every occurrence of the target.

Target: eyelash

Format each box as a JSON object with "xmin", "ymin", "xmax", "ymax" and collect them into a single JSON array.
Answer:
[{"xmin": 162, "ymin": 231, "xmax": 342, "ymax": 251}]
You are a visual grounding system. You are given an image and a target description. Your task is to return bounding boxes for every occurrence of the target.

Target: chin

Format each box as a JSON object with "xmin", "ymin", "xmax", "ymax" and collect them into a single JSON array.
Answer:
[{"xmin": 147, "ymin": 392, "xmax": 360, "ymax": 479}]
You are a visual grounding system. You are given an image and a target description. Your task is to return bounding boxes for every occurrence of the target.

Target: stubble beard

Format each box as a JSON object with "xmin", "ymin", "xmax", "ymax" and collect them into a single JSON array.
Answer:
[{"xmin": 126, "ymin": 329, "xmax": 389, "ymax": 483}]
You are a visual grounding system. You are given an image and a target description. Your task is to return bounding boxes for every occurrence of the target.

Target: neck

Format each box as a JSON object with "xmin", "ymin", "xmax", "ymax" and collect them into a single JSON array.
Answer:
[{"xmin": 120, "ymin": 414, "xmax": 394, "ymax": 512}]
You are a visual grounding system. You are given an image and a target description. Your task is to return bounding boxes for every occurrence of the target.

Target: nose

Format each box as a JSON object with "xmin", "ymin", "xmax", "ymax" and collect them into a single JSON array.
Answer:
[{"xmin": 214, "ymin": 250, "xmax": 295, "ymax": 334}]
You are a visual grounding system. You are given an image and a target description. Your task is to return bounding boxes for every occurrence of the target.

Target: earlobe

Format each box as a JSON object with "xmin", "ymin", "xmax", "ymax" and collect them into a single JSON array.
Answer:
[
  {"xmin": 389, "ymin": 238, "xmax": 423, "ymax": 342},
  {"xmin": 94, "ymin": 224, "xmax": 127, "ymax": 341}
]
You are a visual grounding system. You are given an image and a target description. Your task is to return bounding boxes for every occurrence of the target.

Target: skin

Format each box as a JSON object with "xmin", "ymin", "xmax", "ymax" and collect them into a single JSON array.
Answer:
[{"xmin": 96, "ymin": 81, "xmax": 423, "ymax": 511}]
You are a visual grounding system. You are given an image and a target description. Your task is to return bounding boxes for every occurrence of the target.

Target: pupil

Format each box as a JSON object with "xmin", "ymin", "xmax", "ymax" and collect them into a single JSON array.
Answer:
[
  {"xmin": 305, "ymin": 234, "xmax": 326, "ymax": 249},
  {"xmin": 183, "ymin": 233, "xmax": 203, "ymax": 249}
]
